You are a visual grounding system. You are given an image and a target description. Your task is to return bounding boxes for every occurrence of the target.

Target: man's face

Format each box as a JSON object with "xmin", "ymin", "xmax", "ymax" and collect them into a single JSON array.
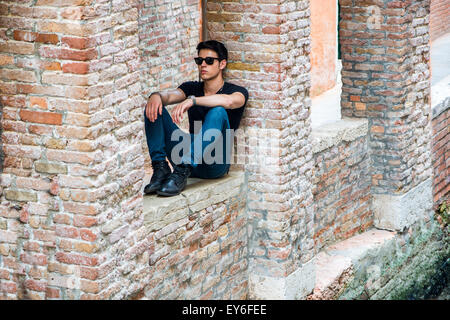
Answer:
[{"xmin": 197, "ymin": 49, "xmax": 226, "ymax": 81}]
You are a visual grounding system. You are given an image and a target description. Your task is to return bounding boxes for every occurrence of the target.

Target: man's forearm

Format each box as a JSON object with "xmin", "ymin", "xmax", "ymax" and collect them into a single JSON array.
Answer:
[
  {"xmin": 150, "ymin": 89, "xmax": 186, "ymax": 106},
  {"xmin": 195, "ymin": 94, "xmax": 242, "ymax": 109}
]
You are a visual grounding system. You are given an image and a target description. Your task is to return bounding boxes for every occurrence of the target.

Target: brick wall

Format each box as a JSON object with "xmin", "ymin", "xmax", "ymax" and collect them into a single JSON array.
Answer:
[
  {"xmin": 430, "ymin": 0, "xmax": 450, "ymax": 41},
  {"xmin": 432, "ymin": 104, "xmax": 449, "ymax": 207},
  {"xmin": 141, "ymin": 174, "xmax": 247, "ymax": 300},
  {"xmin": 339, "ymin": 0, "xmax": 432, "ymax": 195},
  {"xmin": 138, "ymin": 0, "xmax": 201, "ymax": 168},
  {"xmin": 312, "ymin": 125, "xmax": 372, "ymax": 252},
  {"xmin": 138, "ymin": 0, "xmax": 201, "ymax": 97},
  {"xmin": 0, "ymin": 0, "xmax": 442, "ymax": 300},
  {"xmin": 207, "ymin": 0, "xmax": 315, "ymax": 282},
  {"xmin": 0, "ymin": 0, "xmax": 145, "ymax": 299}
]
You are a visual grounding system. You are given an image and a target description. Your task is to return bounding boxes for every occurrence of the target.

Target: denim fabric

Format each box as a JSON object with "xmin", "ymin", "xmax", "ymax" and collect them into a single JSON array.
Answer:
[{"xmin": 144, "ymin": 106, "xmax": 231, "ymax": 179}]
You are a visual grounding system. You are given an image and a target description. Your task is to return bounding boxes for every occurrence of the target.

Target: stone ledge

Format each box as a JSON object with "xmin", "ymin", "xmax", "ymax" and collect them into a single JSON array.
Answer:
[
  {"xmin": 308, "ymin": 228, "xmax": 396, "ymax": 300},
  {"xmin": 311, "ymin": 117, "xmax": 369, "ymax": 153},
  {"xmin": 143, "ymin": 171, "xmax": 245, "ymax": 232}
]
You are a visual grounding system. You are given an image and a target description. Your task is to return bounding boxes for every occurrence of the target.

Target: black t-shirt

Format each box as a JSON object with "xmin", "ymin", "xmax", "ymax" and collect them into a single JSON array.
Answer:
[{"xmin": 178, "ymin": 81, "xmax": 249, "ymax": 133}]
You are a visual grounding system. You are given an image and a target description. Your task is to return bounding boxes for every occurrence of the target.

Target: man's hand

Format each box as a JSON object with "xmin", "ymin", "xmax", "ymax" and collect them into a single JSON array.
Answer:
[
  {"xmin": 171, "ymin": 98, "xmax": 194, "ymax": 124},
  {"xmin": 146, "ymin": 93, "xmax": 163, "ymax": 122}
]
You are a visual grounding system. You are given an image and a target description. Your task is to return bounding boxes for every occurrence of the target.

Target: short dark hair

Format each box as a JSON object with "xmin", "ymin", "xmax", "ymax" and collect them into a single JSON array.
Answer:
[{"xmin": 196, "ymin": 40, "xmax": 228, "ymax": 61}]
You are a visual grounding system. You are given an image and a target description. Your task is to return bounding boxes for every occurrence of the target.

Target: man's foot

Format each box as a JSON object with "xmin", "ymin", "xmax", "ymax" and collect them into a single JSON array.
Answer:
[
  {"xmin": 144, "ymin": 160, "xmax": 171, "ymax": 194},
  {"xmin": 157, "ymin": 164, "xmax": 192, "ymax": 197}
]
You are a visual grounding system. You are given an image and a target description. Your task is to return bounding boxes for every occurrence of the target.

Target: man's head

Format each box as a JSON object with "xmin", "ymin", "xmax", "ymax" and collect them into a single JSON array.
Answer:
[{"xmin": 195, "ymin": 40, "xmax": 227, "ymax": 81}]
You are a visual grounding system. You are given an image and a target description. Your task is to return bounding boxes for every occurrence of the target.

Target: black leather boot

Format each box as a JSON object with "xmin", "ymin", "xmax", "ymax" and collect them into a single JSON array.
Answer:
[
  {"xmin": 157, "ymin": 164, "xmax": 192, "ymax": 197},
  {"xmin": 144, "ymin": 160, "xmax": 171, "ymax": 194}
]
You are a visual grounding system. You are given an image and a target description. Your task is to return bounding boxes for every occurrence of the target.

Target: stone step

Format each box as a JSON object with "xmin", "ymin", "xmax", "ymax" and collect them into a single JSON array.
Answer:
[{"xmin": 308, "ymin": 228, "xmax": 396, "ymax": 300}]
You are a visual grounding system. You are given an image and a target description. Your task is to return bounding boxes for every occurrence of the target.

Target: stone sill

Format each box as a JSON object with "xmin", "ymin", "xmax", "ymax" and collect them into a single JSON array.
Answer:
[
  {"xmin": 143, "ymin": 171, "xmax": 245, "ymax": 232},
  {"xmin": 308, "ymin": 228, "xmax": 396, "ymax": 299},
  {"xmin": 431, "ymin": 74, "xmax": 450, "ymax": 119},
  {"xmin": 311, "ymin": 117, "xmax": 369, "ymax": 154}
]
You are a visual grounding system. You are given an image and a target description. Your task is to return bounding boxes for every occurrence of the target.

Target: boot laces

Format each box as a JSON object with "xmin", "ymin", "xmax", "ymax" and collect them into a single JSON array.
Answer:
[{"xmin": 172, "ymin": 165, "xmax": 190, "ymax": 185}]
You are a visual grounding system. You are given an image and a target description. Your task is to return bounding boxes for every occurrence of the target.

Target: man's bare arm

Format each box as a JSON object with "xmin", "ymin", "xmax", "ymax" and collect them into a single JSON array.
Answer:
[
  {"xmin": 171, "ymin": 92, "xmax": 246, "ymax": 124},
  {"xmin": 146, "ymin": 88, "xmax": 186, "ymax": 122},
  {"xmin": 195, "ymin": 92, "xmax": 245, "ymax": 110}
]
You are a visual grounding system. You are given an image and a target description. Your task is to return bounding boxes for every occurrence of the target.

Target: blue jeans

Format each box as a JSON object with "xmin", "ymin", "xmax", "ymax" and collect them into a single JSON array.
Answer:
[{"xmin": 144, "ymin": 106, "xmax": 231, "ymax": 179}]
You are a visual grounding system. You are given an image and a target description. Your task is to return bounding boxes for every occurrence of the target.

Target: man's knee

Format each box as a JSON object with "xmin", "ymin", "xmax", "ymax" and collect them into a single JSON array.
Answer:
[
  {"xmin": 205, "ymin": 107, "xmax": 228, "ymax": 127},
  {"xmin": 207, "ymin": 106, "xmax": 227, "ymax": 118}
]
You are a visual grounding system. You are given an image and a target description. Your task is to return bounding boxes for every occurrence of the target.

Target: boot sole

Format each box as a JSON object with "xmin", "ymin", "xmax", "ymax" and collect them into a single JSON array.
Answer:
[{"xmin": 156, "ymin": 190, "xmax": 182, "ymax": 197}]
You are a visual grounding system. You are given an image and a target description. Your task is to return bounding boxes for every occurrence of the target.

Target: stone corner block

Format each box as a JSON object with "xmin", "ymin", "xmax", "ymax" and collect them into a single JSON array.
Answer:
[
  {"xmin": 373, "ymin": 178, "xmax": 433, "ymax": 232},
  {"xmin": 249, "ymin": 259, "xmax": 315, "ymax": 300}
]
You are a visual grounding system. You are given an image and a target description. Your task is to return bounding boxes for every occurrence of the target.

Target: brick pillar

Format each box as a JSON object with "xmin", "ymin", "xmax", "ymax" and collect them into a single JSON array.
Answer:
[
  {"xmin": 0, "ymin": 0, "xmax": 145, "ymax": 299},
  {"xmin": 206, "ymin": 0, "xmax": 316, "ymax": 299},
  {"xmin": 339, "ymin": 0, "xmax": 433, "ymax": 231}
]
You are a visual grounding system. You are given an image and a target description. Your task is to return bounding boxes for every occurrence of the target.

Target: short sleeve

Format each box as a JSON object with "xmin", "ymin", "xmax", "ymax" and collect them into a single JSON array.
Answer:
[
  {"xmin": 178, "ymin": 81, "xmax": 198, "ymax": 97},
  {"xmin": 227, "ymin": 83, "xmax": 248, "ymax": 108},
  {"xmin": 236, "ymin": 86, "xmax": 249, "ymax": 108}
]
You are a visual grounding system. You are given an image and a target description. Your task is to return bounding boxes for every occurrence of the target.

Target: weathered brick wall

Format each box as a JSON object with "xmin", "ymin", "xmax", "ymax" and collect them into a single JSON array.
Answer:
[
  {"xmin": 0, "ymin": 0, "xmax": 442, "ymax": 301},
  {"xmin": 431, "ymin": 104, "xmax": 449, "ymax": 207},
  {"xmin": 141, "ymin": 174, "xmax": 247, "ymax": 300},
  {"xmin": 312, "ymin": 125, "xmax": 372, "ymax": 252},
  {"xmin": 207, "ymin": 0, "xmax": 315, "ymax": 283},
  {"xmin": 138, "ymin": 0, "xmax": 201, "ymax": 98},
  {"xmin": 138, "ymin": 0, "xmax": 201, "ymax": 168},
  {"xmin": 339, "ymin": 0, "xmax": 432, "ymax": 195},
  {"xmin": 430, "ymin": 0, "xmax": 450, "ymax": 41},
  {"xmin": 0, "ymin": 0, "xmax": 145, "ymax": 299}
]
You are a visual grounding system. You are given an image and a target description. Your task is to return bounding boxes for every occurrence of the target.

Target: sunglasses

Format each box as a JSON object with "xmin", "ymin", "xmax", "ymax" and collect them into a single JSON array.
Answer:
[{"xmin": 194, "ymin": 57, "xmax": 220, "ymax": 65}]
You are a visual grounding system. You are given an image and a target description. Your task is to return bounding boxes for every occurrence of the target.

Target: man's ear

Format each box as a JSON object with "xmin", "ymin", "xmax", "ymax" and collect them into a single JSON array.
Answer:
[{"xmin": 219, "ymin": 59, "xmax": 227, "ymax": 70}]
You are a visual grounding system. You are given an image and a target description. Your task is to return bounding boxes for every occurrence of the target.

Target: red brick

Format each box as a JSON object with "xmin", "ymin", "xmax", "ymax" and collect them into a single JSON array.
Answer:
[
  {"xmin": 80, "ymin": 229, "xmax": 97, "ymax": 242},
  {"xmin": 56, "ymin": 225, "xmax": 80, "ymax": 239},
  {"xmin": 41, "ymin": 61, "xmax": 62, "ymax": 71},
  {"xmin": 262, "ymin": 25, "xmax": 281, "ymax": 34},
  {"xmin": 36, "ymin": 33, "xmax": 59, "ymax": 44},
  {"xmin": 55, "ymin": 252, "xmax": 99, "ymax": 267},
  {"xmin": 62, "ymin": 62, "xmax": 89, "ymax": 74},
  {"xmin": 24, "ymin": 279, "xmax": 46, "ymax": 292},
  {"xmin": 13, "ymin": 30, "xmax": 37, "ymax": 42},
  {"xmin": 35, "ymin": 0, "xmax": 93, "ymax": 6},
  {"xmin": 0, "ymin": 41, "xmax": 35, "ymax": 55},
  {"xmin": 29, "ymin": 96, "xmax": 48, "ymax": 110},
  {"xmin": 46, "ymin": 287, "xmax": 61, "ymax": 299},
  {"xmin": 20, "ymin": 252, "xmax": 47, "ymax": 266},
  {"xmin": 28, "ymin": 124, "xmax": 53, "ymax": 135},
  {"xmin": 61, "ymin": 36, "xmax": 89, "ymax": 50},
  {"xmin": 0, "ymin": 69, "xmax": 37, "ymax": 83},
  {"xmin": 0, "ymin": 282, "xmax": 17, "ymax": 294},
  {"xmin": 39, "ymin": 46, "xmax": 97, "ymax": 61},
  {"xmin": 0, "ymin": 55, "xmax": 14, "ymax": 66},
  {"xmin": 74, "ymin": 215, "xmax": 97, "ymax": 228},
  {"xmin": 19, "ymin": 110, "xmax": 62, "ymax": 125}
]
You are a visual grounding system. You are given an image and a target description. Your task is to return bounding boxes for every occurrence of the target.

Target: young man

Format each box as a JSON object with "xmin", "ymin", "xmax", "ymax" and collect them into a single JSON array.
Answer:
[{"xmin": 144, "ymin": 40, "xmax": 249, "ymax": 196}]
